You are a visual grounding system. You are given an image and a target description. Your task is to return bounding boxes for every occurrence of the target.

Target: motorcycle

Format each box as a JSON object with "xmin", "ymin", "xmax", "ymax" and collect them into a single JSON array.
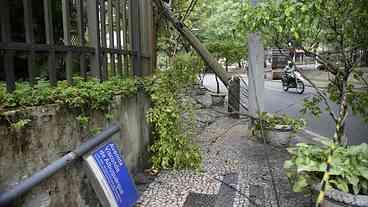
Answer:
[{"xmin": 281, "ymin": 71, "xmax": 305, "ymax": 94}]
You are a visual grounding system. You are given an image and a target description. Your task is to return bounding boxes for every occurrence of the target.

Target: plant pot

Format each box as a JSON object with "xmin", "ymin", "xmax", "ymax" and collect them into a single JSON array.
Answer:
[
  {"xmin": 265, "ymin": 125, "xmax": 294, "ymax": 147},
  {"xmin": 252, "ymin": 124, "xmax": 294, "ymax": 147},
  {"xmin": 269, "ymin": 125, "xmax": 294, "ymax": 147},
  {"xmin": 210, "ymin": 93, "xmax": 226, "ymax": 106},
  {"xmin": 313, "ymin": 184, "xmax": 368, "ymax": 207}
]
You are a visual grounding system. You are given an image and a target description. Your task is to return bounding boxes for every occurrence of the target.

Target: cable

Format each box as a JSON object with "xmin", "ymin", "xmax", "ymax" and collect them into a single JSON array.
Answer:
[
  {"xmin": 181, "ymin": 0, "xmax": 199, "ymax": 22},
  {"xmin": 210, "ymin": 120, "xmax": 242, "ymax": 144},
  {"xmin": 181, "ymin": 0, "xmax": 194, "ymax": 21},
  {"xmin": 193, "ymin": 75, "xmax": 281, "ymax": 207},
  {"xmin": 248, "ymin": 56, "xmax": 282, "ymax": 207},
  {"xmin": 154, "ymin": 1, "xmax": 280, "ymax": 204},
  {"xmin": 211, "ymin": 72, "xmax": 281, "ymax": 206},
  {"xmin": 203, "ymin": 84, "xmax": 249, "ymax": 112},
  {"xmin": 200, "ymin": 71, "xmax": 293, "ymax": 207},
  {"xmin": 211, "ymin": 175, "xmax": 262, "ymax": 207}
]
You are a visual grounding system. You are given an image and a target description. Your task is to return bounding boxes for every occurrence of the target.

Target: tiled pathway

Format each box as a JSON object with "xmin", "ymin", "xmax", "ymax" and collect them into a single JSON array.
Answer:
[{"xmin": 136, "ymin": 93, "xmax": 311, "ymax": 207}]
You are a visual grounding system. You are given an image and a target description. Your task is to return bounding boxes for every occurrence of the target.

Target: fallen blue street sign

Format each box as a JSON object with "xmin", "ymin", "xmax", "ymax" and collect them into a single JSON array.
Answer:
[{"xmin": 84, "ymin": 142, "xmax": 139, "ymax": 207}]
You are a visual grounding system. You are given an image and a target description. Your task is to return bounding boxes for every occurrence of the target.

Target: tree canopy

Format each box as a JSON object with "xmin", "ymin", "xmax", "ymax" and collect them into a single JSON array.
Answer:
[
  {"xmin": 196, "ymin": 0, "xmax": 246, "ymax": 68},
  {"xmin": 241, "ymin": 0, "xmax": 368, "ymax": 59},
  {"xmin": 242, "ymin": 0, "xmax": 368, "ymax": 143},
  {"xmin": 156, "ymin": 0, "xmax": 247, "ymax": 69}
]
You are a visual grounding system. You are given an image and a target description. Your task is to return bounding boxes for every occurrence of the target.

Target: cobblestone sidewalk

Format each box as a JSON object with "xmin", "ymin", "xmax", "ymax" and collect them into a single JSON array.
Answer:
[{"xmin": 135, "ymin": 95, "xmax": 312, "ymax": 207}]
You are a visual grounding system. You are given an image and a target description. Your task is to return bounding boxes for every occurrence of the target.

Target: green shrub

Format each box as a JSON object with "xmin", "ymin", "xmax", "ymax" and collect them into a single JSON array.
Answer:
[
  {"xmin": 146, "ymin": 53, "xmax": 202, "ymax": 170},
  {"xmin": 0, "ymin": 54, "xmax": 203, "ymax": 170},
  {"xmin": 252, "ymin": 112, "xmax": 305, "ymax": 136},
  {"xmin": 285, "ymin": 142, "xmax": 368, "ymax": 195}
]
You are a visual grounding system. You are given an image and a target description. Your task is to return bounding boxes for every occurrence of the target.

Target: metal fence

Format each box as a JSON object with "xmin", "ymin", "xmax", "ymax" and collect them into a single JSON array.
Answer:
[{"xmin": 0, "ymin": 0, "xmax": 154, "ymax": 92}]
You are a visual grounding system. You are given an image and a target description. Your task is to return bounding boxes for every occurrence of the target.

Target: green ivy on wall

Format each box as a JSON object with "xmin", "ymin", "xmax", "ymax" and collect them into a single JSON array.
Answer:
[
  {"xmin": 0, "ymin": 77, "xmax": 138, "ymax": 111},
  {"xmin": 0, "ymin": 77, "xmax": 139, "ymax": 135},
  {"xmin": 0, "ymin": 53, "xmax": 204, "ymax": 170}
]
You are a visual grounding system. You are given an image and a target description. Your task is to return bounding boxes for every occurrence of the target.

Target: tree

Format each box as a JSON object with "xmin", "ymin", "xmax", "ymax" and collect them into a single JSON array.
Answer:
[
  {"xmin": 242, "ymin": 0, "xmax": 368, "ymax": 145},
  {"xmin": 155, "ymin": 0, "xmax": 205, "ymax": 67},
  {"xmin": 196, "ymin": 0, "xmax": 247, "ymax": 70},
  {"xmin": 242, "ymin": 0, "xmax": 368, "ymax": 203},
  {"xmin": 155, "ymin": 0, "xmax": 248, "ymax": 72}
]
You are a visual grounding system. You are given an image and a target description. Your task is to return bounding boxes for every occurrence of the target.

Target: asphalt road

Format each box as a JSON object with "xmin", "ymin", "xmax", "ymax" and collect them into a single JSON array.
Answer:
[{"xmin": 202, "ymin": 73, "xmax": 367, "ymax": 145}]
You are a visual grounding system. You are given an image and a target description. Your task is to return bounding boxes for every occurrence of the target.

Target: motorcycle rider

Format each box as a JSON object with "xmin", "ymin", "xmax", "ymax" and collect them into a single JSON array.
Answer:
[
  {"xmin": 282, "ymin": 60, "xmax": 305, "ymax": 94},
  {"xmin": 283, "ymin": 60, "xmax": 296, "ymax": 81}
]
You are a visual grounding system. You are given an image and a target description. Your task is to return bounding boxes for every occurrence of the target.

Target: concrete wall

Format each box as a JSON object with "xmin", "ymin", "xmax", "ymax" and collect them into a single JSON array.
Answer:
[{"xmin": 0, "ymin": 91, "xmax": 151, "ymax": 207}]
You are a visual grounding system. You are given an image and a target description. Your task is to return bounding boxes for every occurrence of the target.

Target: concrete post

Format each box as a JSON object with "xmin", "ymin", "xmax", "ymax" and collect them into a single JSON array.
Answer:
[
  {"xmin": 248, "ymin": 0, "xmax": 265, "ymax": 124},
  {"xmin": 228, "ymin": 76, "xmax": 240, "ymax": 119}
]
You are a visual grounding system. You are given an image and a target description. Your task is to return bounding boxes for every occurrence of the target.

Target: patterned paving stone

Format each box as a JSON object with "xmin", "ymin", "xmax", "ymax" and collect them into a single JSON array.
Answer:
[
  {"xmin": 136, "ymin": 94, "xmax": 311, "ymax": 207},
  {"xmin": 183, "ymin": 193, "xmax": 216, "ymax": 207},
  {"xmin": 249, "ymin": 185, "xmax": 265, "ymax": 207},
  {"xmin": 214, "ymin": 173, "xmax": 238, "ymax": 207}
]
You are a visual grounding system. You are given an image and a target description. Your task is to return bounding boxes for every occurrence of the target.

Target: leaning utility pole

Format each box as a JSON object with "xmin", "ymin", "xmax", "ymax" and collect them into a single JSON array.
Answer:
[
  {"xmin": 153, "ymin": 0, "xmax": 241, "ymax": 117},
  {"xmin": 152, "ymin": 0, "xmax": 231, "ymax": 86},
  {"xmin": 247, "ymin": 0, "xmax": 265, "ymax": 124}
]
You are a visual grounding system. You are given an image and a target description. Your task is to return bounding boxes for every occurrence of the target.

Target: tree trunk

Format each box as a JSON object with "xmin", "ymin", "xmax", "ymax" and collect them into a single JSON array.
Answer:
[
  {"xmin": 334, "ymin": 73, "xmax": 350, "ymax": 145},
  {"xmin": 335, "ymin": 91, "xmax": 348, "ymax": 145}
]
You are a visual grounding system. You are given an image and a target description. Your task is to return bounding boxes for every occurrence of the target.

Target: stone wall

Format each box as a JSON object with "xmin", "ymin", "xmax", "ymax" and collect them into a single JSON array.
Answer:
[{"xmin": 0, "ymin": 91, "xmax": 151, "ymax": 207}]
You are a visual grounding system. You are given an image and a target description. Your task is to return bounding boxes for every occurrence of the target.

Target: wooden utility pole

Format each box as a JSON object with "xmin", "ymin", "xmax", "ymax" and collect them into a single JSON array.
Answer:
[
  {"xmin": 248, "ymin": 0, "xmax": 265, "ymax": 124},
  {"xmin": 153, "ymin": 0, "xmax": 240, "ymax": 116},
  {"xmin": 152, "ymin": 0, "xmax": 231, "ymax": 86}
]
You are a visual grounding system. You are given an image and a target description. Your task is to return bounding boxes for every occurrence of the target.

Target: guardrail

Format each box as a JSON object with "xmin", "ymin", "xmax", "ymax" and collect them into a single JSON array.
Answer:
[{"xmin": 0, "ymin": 124, "xmax": 120, "ymax": 207}]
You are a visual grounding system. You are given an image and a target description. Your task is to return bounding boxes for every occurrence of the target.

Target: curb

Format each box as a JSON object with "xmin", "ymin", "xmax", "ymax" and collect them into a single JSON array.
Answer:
[
  {"xmin": 302, "ymin": 129, "xmax": 331, "ymax": 144},
  {"xmin": 266, "ymin": 79, "xmax": 328, "ymax": 89},
  {"xmin": 303, "ymin": 129, "xmax": 327, "ymax": 139}
]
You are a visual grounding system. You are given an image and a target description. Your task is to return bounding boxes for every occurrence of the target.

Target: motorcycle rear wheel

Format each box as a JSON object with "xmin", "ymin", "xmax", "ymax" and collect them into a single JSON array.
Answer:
[{"xmin": 282, "ymin": 80, "xmax": 289, "ymax": 91}]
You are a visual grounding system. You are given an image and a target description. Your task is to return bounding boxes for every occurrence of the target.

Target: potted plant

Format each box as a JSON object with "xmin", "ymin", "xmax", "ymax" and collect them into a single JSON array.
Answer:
[
  {"xmin": 243, "ymin": 0, "xmax": 368, "ymax": 205},
  {"xmin": 251, "ymin": 113, "xmax": 305, "ymax": 147},
  {"xmin": 284, "ymin": 142, "xmax": 368, "ymax": 206}
]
